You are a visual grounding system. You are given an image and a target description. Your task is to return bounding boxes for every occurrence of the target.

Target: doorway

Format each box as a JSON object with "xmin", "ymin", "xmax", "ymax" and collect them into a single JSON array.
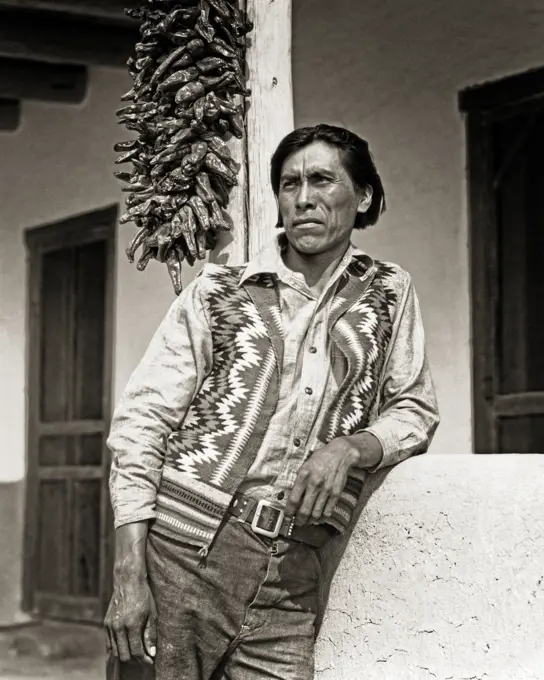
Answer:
[{"xmin": 23, "ymin": 206, "xmax": 117, "ymax": 622}]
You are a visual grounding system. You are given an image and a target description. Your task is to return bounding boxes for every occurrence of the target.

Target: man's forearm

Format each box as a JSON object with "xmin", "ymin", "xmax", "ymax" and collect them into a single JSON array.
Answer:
[
  {"xmin": 114, "ymin": 521, "xmax": 150, "ymax": 580},
  {"xmin": 342, "ymin": 431, "xmax": 384, "ymax": 470}
]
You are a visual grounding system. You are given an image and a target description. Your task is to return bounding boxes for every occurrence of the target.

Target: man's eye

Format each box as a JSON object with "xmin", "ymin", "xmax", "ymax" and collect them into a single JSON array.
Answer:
[{"xmin": 281, "ymin": 180, "xmax": 295, "ymax": 189}]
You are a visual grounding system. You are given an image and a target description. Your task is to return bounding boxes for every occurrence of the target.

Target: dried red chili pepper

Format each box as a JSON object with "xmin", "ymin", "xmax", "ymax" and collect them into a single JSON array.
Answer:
[
  {"xmin": 195, "ymin": 56, "xmax": 230, "ymax": 74},
  {"xmin": 209, "ymin": 199, "xmax": 230, "ymax": 231},
  {"xmin": 207, "ymin": 0, "xmax": 231, "ymax": 21},
  {"xmin": 114, "ymin": 140, "xmax": 138, "ymax": 153},
  {"xmin": 155, "ymin": 221, "xmax": 173, "ymax": 262},
  {"xmin": 207, "ymin": 39, "xmax": 237, "ymax": 59},
  {"xmin": 228, "ymin": 112, "xmax": 244, "ymax": 139},
  {"xmin": 115, "ymin": 148, "xmax": 140, "ymax": 164},
  {"xmin": 204, "ymin": 151, "xmax": 237, "ymax": 185},
  {"xmin": 114, "ymin": 171, "xmax": 134, "ymax": 183},
  {"xmin": 186, "ymin": 38, "xmax": 206, "ymax": 57},
  {"xmin": 178, "ymin": 205, "xmax": 199, "ymax": 259},
  {"xmin": 171, "ymin": 127, "xmax": 197, "ymax": 145},
  {"xmin": 120, "ymin": 88, "xmax": 136, "ymax": 101},
  {"xmin": 170, "ymin": 29, "xmax": 198, "ymax": 46},
  {"xmin": 159, "ymin": 66, "xmax": 200, "ymax": 92},
  {"xmin": 195, "ymin": 172, "xmax": 216, "ymax": 203},
  {"xmin": 136, "ymin": 245, "xmax": 155, "ymax": 272},
  {"xmin": 150, "ymin": 44, "xmax": 187, "ymax": 84},
  {"xmin": 188, "ymin": 195, "xmax": 211, "ymax": 231},
  {"xmin": 166, "ymin": 247, "xmax": 183, "ymax": 295},
  {"xmin": 175, "ymin": 80, "xmax": 206, "ymax": 106}
]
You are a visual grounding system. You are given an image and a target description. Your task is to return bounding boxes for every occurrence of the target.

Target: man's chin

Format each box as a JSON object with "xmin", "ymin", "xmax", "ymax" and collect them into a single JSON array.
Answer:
[
  {"xmin": 284, "ymin": 229, "xmax": 331, "ymax": 256},
  {"xmin": 293, "ymin": 240, "xmax": 329, "ymax": 256}
]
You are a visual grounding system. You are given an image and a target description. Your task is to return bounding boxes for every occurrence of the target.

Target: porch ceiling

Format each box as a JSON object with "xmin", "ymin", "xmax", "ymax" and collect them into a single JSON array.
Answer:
[{"xmin": 0, "ymin": 0, "xmax": 141, "ymax": 130}]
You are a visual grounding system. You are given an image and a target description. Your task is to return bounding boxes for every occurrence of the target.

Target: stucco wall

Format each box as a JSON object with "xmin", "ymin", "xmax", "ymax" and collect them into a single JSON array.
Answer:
[
  {"xmin": 292, "ymin": 0, "xmax": 544, "ymax": 455},
  {"xmin": 315, "ymin": 454, "xmax": 544, "ymax": 679},
  {"xmin": 0, "ymin": 67, "xmax": 200, "ymax": 624}
]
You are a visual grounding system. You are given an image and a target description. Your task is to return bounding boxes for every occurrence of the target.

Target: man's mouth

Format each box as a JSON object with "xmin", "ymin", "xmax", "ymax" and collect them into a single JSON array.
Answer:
[{"xmin": 293, "ymin": 218, "xmax": 322, "ymax": 226}]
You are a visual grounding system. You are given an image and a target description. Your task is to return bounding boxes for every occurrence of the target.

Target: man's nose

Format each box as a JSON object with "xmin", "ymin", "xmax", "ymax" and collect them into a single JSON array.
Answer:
[{"xmin": 295, "ymin": 182, "xmax": 316, "ymax": 210}]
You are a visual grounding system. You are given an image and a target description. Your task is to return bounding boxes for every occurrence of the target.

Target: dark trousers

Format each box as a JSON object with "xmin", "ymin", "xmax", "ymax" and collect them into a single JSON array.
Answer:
[{"xmin": 146, "ymin": 515, "xmax": 322, "ymax": 680}]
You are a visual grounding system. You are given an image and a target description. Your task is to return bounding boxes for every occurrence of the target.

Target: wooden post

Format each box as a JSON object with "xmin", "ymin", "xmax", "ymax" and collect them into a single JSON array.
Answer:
[
  {"xmin": 208, "ymin": 115, "xmax": 249, "ymax": 266},
  {"xmin": 245, "ymin": 0, "xmax": 294, "ymax": 258},
  {"xmin": 211, "ymin": 0, "xmax": 294, "ymax": 266}
]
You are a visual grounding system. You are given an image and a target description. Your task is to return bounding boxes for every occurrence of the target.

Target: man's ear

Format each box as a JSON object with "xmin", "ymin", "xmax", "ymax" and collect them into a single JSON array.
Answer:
[
  {"xmin": 274, "ymin": 195, "xmax": 283, "ymax": 228},
  {"xmin": 357, "ymin": 185, "xmax": 373, "ymax": 214}
]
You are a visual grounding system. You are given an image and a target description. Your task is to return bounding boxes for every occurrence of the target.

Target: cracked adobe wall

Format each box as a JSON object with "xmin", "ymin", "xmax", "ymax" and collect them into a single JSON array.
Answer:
[{"xmin": 315, "ymin": 454, "xmax": 544, "ymax": 679}]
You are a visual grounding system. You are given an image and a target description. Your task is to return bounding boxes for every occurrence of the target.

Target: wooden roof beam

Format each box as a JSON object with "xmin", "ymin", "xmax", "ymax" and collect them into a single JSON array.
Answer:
[
  {"xmin": 0, "ymin": 57, "xmax": 87, "ymax": 102},
  {"xmin": 0, "ymin": 8, "xmax": 137, "ymax": 66},
  {"xmin": 0, "ymin": 0, "xmax": 139, "ymax": 21},
  {"xmin": 0, "ymin": 98, "xmax": 21, "ymax": 131}
]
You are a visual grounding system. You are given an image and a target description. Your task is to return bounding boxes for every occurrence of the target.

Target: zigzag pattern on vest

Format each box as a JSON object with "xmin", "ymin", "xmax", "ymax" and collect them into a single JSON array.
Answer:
[
  {"xmin": 151, "ymin": 260, "xmax": 404, "ymax": 549},
  {"xmin": 320, "ymin": 261, "xmax": 398, "ymax": 443},
  {"xmin": 165, "ymin": 267, "xmax": 279, "ymax": 489}
]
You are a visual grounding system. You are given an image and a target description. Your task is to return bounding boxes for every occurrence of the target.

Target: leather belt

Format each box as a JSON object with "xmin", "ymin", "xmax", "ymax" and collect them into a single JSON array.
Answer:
[{"xmin": 228, "ymin": 492, "xmax": 336, "ymax": 548}]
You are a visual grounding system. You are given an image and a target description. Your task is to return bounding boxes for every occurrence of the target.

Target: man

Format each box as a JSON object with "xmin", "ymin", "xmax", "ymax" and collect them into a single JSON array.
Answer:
[{"xmin": 105, "ymin": 123, "xmax": 439, "ymax": 680}]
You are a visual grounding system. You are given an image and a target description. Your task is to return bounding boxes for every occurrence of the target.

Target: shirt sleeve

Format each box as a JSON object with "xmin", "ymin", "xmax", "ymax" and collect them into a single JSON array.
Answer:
[
  {"xmin": 361, "ymin": 273, "xmax": 440, "ymax": 471},
  {"xmin": 107, "ymin": 275, "xmax": 213, "ymax": 528}
]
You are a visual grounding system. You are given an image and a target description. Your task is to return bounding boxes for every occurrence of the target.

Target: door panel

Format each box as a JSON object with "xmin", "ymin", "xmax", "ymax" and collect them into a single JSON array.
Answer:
[
  {"xmin": 24, "ymin": 207, "xmax": 116, "ymax": 622},
  {"xmin": 40, "ymin": 248, "xmax": 72, "ymax": 423},
  {"xmin": 498, "ymin": 416, "xmax": 544, "ymax": 454},
  {"xmin": 73, "ymin": 240, "xmax": 107, "ymax": 420},
  {"xmin": 37, "ymin": 480, "xmax": 70, "ymax": 595},
  {"xmin": 72, "ymin": 479, "xmax": 102, "ymax": 597}
]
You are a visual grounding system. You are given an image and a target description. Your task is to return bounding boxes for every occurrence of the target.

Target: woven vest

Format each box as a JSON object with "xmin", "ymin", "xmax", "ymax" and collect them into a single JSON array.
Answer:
[{"xmin": 151, "ymin": 259, "xmax": 400, "ymax": 552}]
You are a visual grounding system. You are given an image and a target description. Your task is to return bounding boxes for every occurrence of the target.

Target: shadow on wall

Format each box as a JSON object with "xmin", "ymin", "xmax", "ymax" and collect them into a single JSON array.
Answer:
[{"xmin": 315, "ymin": 467, "xmax": 392, "ymax": 636}]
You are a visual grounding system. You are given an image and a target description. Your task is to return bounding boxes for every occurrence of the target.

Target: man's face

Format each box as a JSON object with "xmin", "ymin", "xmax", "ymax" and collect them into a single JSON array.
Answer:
[{"xmin": 277, "ymin": 141, "xmax": 371, "ymax": 256}]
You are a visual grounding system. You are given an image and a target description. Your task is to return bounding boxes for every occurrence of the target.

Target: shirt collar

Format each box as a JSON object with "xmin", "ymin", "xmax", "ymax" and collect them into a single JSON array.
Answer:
[{"xmin": 239, "ymin": 232, "xmax": 374, "ymax": 286}]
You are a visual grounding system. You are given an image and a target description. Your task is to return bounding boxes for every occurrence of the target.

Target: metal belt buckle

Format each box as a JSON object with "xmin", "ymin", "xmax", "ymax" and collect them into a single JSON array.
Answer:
[{"xmin": 251, "ymin": 499, "xmax": 284, "ymax": 539}]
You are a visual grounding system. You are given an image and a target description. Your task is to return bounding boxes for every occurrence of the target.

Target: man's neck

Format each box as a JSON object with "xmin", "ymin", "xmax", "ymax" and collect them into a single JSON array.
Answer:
[{"xmin": 283, "ymin": 242, "xmax": 350, "ymax": 296}]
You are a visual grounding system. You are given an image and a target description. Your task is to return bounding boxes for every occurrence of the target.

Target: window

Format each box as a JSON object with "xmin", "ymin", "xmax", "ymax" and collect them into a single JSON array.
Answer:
[{"xmin": 460, "ymin": 68, "xmax": 544, "ymax": 453}]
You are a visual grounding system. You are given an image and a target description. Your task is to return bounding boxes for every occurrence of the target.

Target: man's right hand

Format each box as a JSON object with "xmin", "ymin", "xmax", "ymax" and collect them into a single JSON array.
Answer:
[{"xmin": 104, "ymin": 521, "xmax": 157, "ymax": 665}]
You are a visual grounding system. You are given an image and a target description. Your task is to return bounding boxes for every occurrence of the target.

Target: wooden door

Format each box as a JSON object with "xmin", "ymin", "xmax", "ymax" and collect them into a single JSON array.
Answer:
[
  {"xmin": 23, "ymin": 206, "xmax": 117, "ymax": 622},
  {"xmin": 461, "ymin": 69, "xmax": 544, "ymax": 453}
]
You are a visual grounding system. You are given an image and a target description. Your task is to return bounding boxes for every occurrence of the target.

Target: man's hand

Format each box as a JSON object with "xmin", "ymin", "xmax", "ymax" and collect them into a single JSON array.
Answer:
[
  {"xmin": 104, "ymin": 574, "xmax": 157, "ymax": 665},
  {"xmin": 104, "ymin": 522, "xmax": 157, "ymax": 665},
  {"xmin": 285, "ymin": 433, "xmax": 383, "ymax": 525}
]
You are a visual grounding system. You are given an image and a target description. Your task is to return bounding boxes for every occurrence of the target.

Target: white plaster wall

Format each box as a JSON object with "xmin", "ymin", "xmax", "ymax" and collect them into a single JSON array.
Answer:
[
  {"xmin": 315, "ymin": 454, "xmax": 544, "ymax": 679},
  {"xmin": 0, "ymin": 66, "xmax": 201, "ymax": 623},
  {"xmin": 292, "ymin": 0, "xmax": 544, "ymax": 454},
  {"xmin": 0, "ymin": 66, "xmax": 202, "ymax": 486}
]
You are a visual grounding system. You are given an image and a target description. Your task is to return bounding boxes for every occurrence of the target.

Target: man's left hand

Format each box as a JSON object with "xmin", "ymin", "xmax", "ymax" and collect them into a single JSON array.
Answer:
[{"xmin": 285, "ymin": 434, "xmax": 383, "ymax": 525}]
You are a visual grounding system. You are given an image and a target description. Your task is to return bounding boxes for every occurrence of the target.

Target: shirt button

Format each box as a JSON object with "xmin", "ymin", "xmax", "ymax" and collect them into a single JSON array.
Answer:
[
  {"xmin": 309, "ymin": 346, "xmax": 317, "ymax": 354},
  {"xmin": 293, "ymin": 437, "xmax": 301, "ymax": 447},
  {"xmin": 277, "ymin": 491, "xmax": 285, "ymax": 500},
  {"xmin": 305, "ymin": 387, "xmax": 313, "ymax": 395}
]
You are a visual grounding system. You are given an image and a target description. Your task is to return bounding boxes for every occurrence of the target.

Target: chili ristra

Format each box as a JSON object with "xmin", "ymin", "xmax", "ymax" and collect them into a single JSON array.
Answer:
[{"xmin": 115, "ymin": 0, "xmax": 252, "ymax": 294}]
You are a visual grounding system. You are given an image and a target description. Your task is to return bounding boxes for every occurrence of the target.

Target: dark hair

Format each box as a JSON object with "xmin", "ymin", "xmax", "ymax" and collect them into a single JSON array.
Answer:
[{"xmin": 270, "ymin": 123, "xmax": 386, "ymax": 229}]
